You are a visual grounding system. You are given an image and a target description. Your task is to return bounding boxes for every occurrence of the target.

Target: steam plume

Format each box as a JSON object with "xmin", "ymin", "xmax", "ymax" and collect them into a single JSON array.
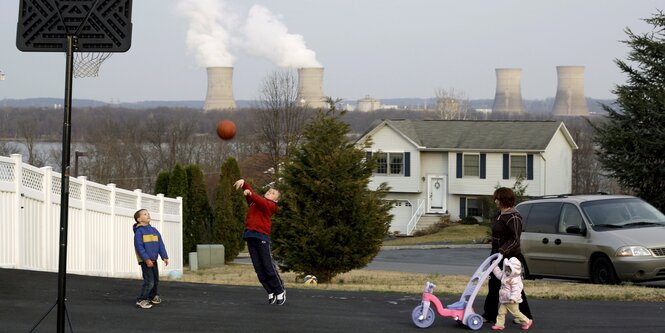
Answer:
[
  {"xmin": 177, "ymin": 0, "xmax": 235, "ymax": 67},
  {"xmin": 240, "ymin": 5, "xmax": 321, "ymax": 68}
]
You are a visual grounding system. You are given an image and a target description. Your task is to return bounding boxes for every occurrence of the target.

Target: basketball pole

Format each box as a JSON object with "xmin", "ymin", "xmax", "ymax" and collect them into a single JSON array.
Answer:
[
  {"xmin": 56, "ymin": 34, "xmax": 76, "ymax": 333},
  {"xmin": 29, "ymin": 34, "xmax": 76, "ymax": 333}
]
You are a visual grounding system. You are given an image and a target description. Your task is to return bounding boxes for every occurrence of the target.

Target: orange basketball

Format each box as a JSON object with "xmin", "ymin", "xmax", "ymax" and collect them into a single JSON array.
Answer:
[{"xmin": 216, "ymin": 120, "xmax": 236, "ymax": 140}]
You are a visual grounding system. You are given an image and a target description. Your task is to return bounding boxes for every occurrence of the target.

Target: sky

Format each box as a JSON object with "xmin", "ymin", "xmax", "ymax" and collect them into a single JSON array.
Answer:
[{"xmin": 0, "ymin": 0, "xmax": 662, "ymax": 103}]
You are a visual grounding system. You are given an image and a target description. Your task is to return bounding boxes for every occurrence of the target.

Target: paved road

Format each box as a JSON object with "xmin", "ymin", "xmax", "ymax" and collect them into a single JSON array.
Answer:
[
  {"xmin": 366, "ymin": 246, "xmax": 490, "ymax": 275},
  {"xmin": 367, "ymin": 246, "xmax": 665, "ymax": 288}
]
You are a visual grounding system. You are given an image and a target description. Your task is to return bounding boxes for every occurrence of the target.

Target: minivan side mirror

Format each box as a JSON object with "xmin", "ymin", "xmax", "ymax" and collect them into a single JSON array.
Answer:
[{"xmin": 566, "ymin": 225, "xmax": 587, "ymax": 236}]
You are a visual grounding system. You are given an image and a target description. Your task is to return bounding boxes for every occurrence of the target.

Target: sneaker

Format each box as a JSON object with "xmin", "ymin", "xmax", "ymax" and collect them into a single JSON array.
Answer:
[
  {"xmin": 521, "ymin": 320, "xmax": 533, "ymax": 330},
  {"xmin": 491, "ymin": 325, "xmax": 505, "ymax": 331},
  {"xmin": 276, "ymin": 291, "xmax": 286, "ymax": 306},
  {"xmin": 136, "ymin": 300, "xmax": 153, "ymax": 309},
  {"xmin": 268, "ymin": 293, "xmax": 276, "ymax": 305},
  {"xmin": 150, "ymin": 296, "xmax": 162, "ymax": 304}
]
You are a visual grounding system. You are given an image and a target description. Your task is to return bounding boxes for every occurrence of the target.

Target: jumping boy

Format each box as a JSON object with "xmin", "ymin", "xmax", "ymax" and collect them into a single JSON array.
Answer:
[
  {"xmin": 133, "ymin": 209, "xmax": 169, "ymax": 309},
  {"xmin": 233, "ymin": 179, "xmax": 285, "ymax": 305}
]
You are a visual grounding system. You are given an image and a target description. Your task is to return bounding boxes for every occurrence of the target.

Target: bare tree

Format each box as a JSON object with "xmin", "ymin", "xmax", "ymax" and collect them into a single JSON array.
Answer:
[
  {"xmin": 0, "ymin": 141, "xmax": 20, "ymax": 157},
  {"xmin": 568, "ymin": 120, "xmax": 602, "ymax": 194},
  {"xmin": 257, "ymin": 69, "xmax": 311, "ymax": 173},
  {"xmin": 434, "ymin": 88, "xmax": 473, "ymax": 120},
  {"xmin": 17, "ymin": 116, "xmax": 47, "ymax": 167}
]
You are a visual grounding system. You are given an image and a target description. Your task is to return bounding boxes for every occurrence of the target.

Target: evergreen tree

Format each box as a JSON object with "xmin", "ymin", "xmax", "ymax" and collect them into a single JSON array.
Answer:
[
  {"xmin": 154, "ymin": 170, "xmax": 170, "ymax": 195},
  {"xmin": 213, "ymin": 157, "xmax": 246, "ymax": 261},
  {"xmin": 272, "ymin": 101, "xmax": 392, "ymax": 283},
  {"xmin": 186, "ymin": 165, "xmax": 213, "ymax": 244},
  {"xmin": 167, "ymin": 163, "xmax": 193, "ymax": 256},
  {"xmin": 593, "ymin": 11, "xmax": 665, "ymax": 211}
]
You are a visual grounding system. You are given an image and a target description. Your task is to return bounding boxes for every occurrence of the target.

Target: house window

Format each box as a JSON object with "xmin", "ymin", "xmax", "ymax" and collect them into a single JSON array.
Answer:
[
  {"xmin": 510, "ymin": 155, "xmax": 526, "ymax": 178},
  {"xmin": 463, "ymin": 154, "xmax": 480, "ymax": 177},
  {"xmin": 466, "ymin": 197, "xmax": 482, "ymax": 217},
  {"xmin": 375, "ymin": 152, "xmax": 404, "ymax": 175}
]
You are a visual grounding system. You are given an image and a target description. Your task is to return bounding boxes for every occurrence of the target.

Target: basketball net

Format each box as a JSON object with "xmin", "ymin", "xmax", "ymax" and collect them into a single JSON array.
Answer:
[{"xmin": 74, "ymin": 52, "xmax": 112, "ymax": 78}]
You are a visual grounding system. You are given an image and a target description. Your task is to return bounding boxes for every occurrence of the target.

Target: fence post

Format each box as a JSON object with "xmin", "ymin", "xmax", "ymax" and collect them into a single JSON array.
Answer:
[
  {"xmin": 78, "ymin": 176, "xmax": 87, "ymax": 274},
  {"xmin": 108, "ymin": 183, "xmax": 116, "ymax": 276},
  {"xmin": 42, "ymin": 166, "xmax": 53, "ymax": 270},
  {"xmin": 177, "ymin": 196, "xmax": 183, "ymax": 270},
  {"xmin": 10, "ymin": 154, "xmax": 22, "ymax": 268}
]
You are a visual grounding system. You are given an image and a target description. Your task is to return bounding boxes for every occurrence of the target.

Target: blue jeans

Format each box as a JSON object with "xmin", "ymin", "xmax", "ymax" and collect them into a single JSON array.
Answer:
[{"xmin": 138, "ymin": 261, "xmax": 159, "ymax": 301}]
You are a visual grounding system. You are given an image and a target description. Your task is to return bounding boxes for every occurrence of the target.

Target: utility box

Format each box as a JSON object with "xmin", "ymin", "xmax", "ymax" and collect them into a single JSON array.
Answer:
[{"xmin": 196, "ymin": 244, "xmax": 225, "ymax": 268}]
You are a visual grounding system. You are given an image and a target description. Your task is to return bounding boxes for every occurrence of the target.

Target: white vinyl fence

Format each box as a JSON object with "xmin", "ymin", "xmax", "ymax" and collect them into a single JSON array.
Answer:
[{"xmin": 0, "ymin": 154, "xmax": 183, "ymax": 278}]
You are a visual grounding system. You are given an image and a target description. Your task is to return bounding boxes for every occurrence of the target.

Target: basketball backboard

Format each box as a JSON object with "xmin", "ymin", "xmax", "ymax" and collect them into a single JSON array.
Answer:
[{"xmin": 16, "ymin": 0, "xmax": 133, "ymax": 52}]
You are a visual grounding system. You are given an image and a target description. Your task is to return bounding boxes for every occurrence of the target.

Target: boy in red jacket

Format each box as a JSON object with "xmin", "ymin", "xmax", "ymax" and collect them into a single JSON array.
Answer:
[{"xmin": 234, "ymin": 179, "xmax": 285, "ymax": 305}]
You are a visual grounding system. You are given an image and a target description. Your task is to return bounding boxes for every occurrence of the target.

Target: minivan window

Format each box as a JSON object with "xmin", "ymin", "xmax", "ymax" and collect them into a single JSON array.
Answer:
[
  {"xmin": 581, "ymin": 198, "xmax": 665, "ymax": 227},
  {"xmin": 558, "ymin": 203, "xmax": 584, "ymax": 233},
  {"xmin": 523, "ymin": 202, "xmax": 562, "ymax": 233},
  {"xmin": 516, "ymin": 203, "xmax": 532, "ymax": 230}
]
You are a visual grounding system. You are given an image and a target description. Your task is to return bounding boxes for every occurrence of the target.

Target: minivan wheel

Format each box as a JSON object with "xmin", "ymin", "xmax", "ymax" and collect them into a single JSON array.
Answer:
[{"xmin": 590, "ymin": 257, "xmax": 620, "ymax": 285}]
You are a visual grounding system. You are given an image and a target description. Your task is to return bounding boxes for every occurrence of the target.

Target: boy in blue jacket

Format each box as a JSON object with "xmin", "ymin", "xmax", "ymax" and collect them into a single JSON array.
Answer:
[{"xmin": 133, "ymin": 209, "xmax": 169, "ymax": 309}]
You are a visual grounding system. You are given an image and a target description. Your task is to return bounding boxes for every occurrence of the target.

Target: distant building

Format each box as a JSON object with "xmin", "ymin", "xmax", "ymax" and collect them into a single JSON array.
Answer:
[{"xmin": 357, "ymin": 95, "xmax": 382, "ymax": 112}]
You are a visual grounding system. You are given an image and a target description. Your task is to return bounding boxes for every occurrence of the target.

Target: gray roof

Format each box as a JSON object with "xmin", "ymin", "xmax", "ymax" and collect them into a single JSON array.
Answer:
[{"xmin": 379, "ymin": 119, "xmax": 567, "ymax": 151}]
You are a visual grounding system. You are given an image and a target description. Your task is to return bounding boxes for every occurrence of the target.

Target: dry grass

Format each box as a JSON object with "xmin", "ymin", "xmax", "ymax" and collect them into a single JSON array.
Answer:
[
  {"xmin": 384, "ymin": 224, "xmax": 491, "ymax": 246},
  {"xmin": 178, "ymin": 263, "xmax": 665, "ymax": 302}
]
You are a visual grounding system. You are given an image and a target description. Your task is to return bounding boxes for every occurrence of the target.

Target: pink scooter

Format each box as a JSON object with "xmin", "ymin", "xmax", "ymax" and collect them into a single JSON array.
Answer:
[{"xmin": 411, "ymin": 253, "xmax": 503, "ymax": 330}]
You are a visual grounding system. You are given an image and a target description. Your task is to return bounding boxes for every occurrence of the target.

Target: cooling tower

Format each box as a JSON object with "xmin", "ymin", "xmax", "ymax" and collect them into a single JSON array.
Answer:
[
  {"xmin": 203, "ymin": 67, "xmax": 236, "ymax": 111},
  {"xmin": 492, "ymin": 68, "xmax": 524, "ymax": 113},
  {"xmin": 552, "ymin": 66, "xmax": 589, "ymax": 116},
  {"xmin": 297, "ymin": 67, "xmax": 327, "ymax": 109}
]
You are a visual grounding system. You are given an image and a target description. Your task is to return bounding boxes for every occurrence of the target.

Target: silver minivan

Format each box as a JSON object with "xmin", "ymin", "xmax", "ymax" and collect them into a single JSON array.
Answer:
[{"xmin": 516, "ymin": 194, "xmax": 665, "ymax": 284}]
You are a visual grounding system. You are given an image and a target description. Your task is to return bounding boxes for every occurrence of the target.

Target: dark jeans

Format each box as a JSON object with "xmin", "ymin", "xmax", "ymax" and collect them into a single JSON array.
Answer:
[
  {"xmin": 246, "ymin": 237, "xmax": 284, "ymax": 295},
  {"xmin": 483, "ymin": 258, "xmax": 532, "ymax": 322},
  {"xmin": 138, "ymin": 261, "xmax": 159, "ymax": 301}
]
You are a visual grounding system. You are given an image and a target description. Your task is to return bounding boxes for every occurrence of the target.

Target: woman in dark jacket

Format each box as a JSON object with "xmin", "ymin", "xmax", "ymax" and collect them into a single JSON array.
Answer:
[{"xmin": 482, "ymin": 187, "xmax": 533, "ymax": 326}]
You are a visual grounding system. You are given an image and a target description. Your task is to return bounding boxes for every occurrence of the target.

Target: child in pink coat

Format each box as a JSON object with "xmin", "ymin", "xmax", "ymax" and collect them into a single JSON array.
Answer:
[{"xmin": 491, "ymin": 257, "xmax": 533, "ymax": 330}]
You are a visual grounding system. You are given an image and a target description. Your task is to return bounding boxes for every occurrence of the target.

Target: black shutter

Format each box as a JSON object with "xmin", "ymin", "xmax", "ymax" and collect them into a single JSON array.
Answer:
[
  {"xmin": 503, "ymin": 154, "xmax": 509, "ymax": 179},
  {"xmin": 460, "ymin": 197, "xmax": 466, "ymax": 218},
  {"xmin": 480, "ymin": 153, "xmax": 486, "ymax": 179},
  {"xmin": 456, "ymin": 153, "xmax": 463, "ymax": 178},
  {"xmin": 404, "ymin": 152, "xmax": 410, "ymax": 177},
  {"xmin": 366, "ymin": 151, "xmax": 372, "ymax": 160},
  {"xmin": 527, "ymin": 154, "xmax": 534, "ymax": 180}
]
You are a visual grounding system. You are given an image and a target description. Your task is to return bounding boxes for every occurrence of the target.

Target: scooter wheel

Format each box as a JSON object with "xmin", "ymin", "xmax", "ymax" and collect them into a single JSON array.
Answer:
[
  {"xmin": 466, "ymin": 314, "xmax": 484, "ymax": 331},
  {"xmin": 411, "ymin": 305, "xmax": 435, "ymax": 328}
]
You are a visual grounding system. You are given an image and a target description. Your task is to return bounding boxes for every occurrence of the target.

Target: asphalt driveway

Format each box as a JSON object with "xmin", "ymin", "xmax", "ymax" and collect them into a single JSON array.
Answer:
[{"xmin": 2, "ymin": 267, "xmax": 665, "ymax": 333}]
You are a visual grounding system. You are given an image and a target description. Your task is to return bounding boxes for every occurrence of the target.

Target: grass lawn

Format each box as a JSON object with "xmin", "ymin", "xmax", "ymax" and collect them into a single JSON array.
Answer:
[{"xmin": 382, "ymin": 223, "xmax": 490, "ymax": 246}]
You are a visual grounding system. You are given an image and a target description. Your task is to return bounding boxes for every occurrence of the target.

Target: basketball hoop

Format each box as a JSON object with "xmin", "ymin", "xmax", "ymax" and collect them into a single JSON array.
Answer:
[{"xmin": 74, "ymin": 52, "xmax": 113, "ymax": 78}]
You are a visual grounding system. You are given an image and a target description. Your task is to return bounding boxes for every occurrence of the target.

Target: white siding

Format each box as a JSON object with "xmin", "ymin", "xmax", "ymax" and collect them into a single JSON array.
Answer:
[
  {"xmin": 420, "ymin": 152, "xmax": 448, "ymax": 183},
  {"xmin": 542, "ymin": 128, "xmax": 574, "ymax": 195},
  {"xmin": 447, "ymin": 152, "xmax": 544, "ymax": 196},
  {"xmin": 366, "ymin": 126, "xmax": 420, "ymax": 192}
]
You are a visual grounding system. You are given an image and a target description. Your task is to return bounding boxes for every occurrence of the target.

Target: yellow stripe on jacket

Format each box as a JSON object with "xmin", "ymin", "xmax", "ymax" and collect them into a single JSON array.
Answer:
[{"xmin": 143, "ymin": 234, "xmax": 159, "ymax": 243}]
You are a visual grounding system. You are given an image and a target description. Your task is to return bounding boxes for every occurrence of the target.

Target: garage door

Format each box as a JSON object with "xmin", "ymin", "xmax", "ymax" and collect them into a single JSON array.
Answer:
[{"xmin": 389, "ymin": 200, "xmax": 412, "ymax": 235}]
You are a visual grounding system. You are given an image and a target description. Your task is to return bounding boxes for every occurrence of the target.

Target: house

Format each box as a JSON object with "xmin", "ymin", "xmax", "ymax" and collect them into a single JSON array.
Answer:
[{"xmin": 356, "ymin": 119, "xmax": 578, "ymax": 235}]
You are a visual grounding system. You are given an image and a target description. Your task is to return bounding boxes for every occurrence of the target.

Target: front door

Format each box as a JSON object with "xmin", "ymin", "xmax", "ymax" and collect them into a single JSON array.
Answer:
[{"xmin": 427, "ymin": 175, "xmax": 446, "ymax": 213}]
